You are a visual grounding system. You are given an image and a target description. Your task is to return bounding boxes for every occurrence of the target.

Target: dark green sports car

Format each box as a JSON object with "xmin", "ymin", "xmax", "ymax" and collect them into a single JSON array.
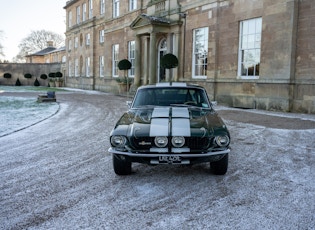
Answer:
[{"xmin": 109, "ymin": 83, "xmax": 230, "ymax": 175}]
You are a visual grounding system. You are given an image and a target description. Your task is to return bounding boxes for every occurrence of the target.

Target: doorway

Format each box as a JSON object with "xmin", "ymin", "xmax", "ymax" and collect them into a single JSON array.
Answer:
[{"xmin": 158, "ymin": 39, "xmax": 167, "ymax": 82}]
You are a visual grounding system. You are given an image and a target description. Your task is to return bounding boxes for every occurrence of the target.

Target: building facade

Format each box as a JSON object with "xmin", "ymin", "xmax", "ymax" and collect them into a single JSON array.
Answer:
[{"xmin": 64, "ymin": 0, "xmax": 315, "ymax": 113}]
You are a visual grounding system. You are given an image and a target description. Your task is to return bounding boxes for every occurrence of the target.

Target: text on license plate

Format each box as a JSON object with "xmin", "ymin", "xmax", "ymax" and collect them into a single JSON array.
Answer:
[{"xmin": 159, "ymin": 155, "xmax": 181, "ymax": 164}]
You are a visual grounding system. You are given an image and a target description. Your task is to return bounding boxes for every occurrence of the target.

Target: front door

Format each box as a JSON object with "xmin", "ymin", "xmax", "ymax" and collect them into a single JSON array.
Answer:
[{"xmin": 158, "ymin": 39, "xmax": 167, "ymax": 82}]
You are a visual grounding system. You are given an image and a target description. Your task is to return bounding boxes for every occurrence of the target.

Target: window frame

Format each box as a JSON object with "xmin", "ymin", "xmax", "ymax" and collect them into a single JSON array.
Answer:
[
  {"xmin": 112, "ymin": 44, "xmax": 119, "ymax": 77},
  {"xmin": 86, "ymin": 57, "xmax": 91, "ymax": 77},
  {"xmin": 86, "ymin": 33, "xmax": 90, "ymax": 46},
  {"xmin": 128, "ymin": 41, "xmax": 135, "ymax": 77},
  {"xmin": 100, "ymin": 0, "xmax": 105, "ymax": 15},
  {"xmin": 238, "ymin": 17, "xmax": 262, "ymax": 79},
  {"xmin": 113, "ymin": 0, "xmax": 120, "ymax": 18},
  {"xmin": 99, "ymin": 56, "xmax": 105, "ymax": 77},
  {"xmin": 192, "ymin": 27, "xmax": 209, "ymax": 79},
  {"xmin": 89, "ymin": 0, "xmax": 93, "ymax": 19},
  {"xmin": 129, "ymin": 0, "xmax": 137, "ymax": 11},
  {"xmin": 99, "ymin": 30, "xmax": 105, "ymax": 44},
  {"xmin": 76, "ymin": 6, "xmax": 81, "ymax": 24},
  {"xmin": 82, "ymin": 3, "xmax": 87, "ymax": 21}
]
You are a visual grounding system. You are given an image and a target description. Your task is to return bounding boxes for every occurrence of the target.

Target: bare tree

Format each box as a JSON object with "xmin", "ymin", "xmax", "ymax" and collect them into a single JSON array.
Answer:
[
  {"xmin": 0, "ymin": 30, "xmax": 4, "ymax": 57},
  {"xmin": 15, "ymin": 30, "xmax": 64, "ymax": 62}
]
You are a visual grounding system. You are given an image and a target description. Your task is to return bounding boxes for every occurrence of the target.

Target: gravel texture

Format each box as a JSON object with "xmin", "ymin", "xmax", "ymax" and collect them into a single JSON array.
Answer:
[{"xmin": 0, "ymin": 90, "xmax": 314, "ymax": 229}]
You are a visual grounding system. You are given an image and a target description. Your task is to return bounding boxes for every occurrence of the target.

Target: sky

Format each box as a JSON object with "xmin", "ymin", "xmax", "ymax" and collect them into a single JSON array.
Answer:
[{"xmin": 0, "ymin": 0, "xmax": 67, "ymax": 61}]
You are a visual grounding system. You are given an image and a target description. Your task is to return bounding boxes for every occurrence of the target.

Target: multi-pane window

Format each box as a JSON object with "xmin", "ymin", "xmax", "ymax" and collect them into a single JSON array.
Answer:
[
  {"xmin": 113, "ymin": 0, "xmax": 120, "ymax": 18},
  {"xmin": 99, "ymin": 56, "xmax": 105, "ymax": 77},
  {"xmin": 86, "ymin": 57, "xmax": 91, "ymax": 77},
  {"xmin": 89, "ymin": 0, "xmax": 93, "ymax": 19},
  {"xmin": 129, "ymin": 0, "xmax": 137, "ymax": 11},
  {"xmin": 76, "ymin": 6, "xmax": 81, "ymax": 24},
  {"xmin": 68, "ymin": 11, "xmax": 72, "ymax": 28},
  {"xmin": 75, "ymin": 37, "xmax": 78, "ymax": 48},
  {"xmin": 83, "ymin": 3, "xmax": 87, "ymax": 21},
  {"xmin": 100, "ymin": 0, "xmax": 105, "ymax": 15},
  {"xmin": 192, "ymin": 27, "xmax": 208, "ymax": 78},
  {"xmin": 128, "ymin": 41, "xmax": 135, "ymax": 77},
  {"xmin": 68, "ymin": 39, "xmax": 72, "ymax": 51},
  {"xmin": 75, "ymin": 58, "xmax": 79, "ymax": 77},
  {"xmin": 238, "ymin": 17, "xmax": 262, "ymax": 78},
  {"xmin": 86, "ymin": 33, "xmax": 90, "ymax": 46},
  {"xmin": 68, "ymin": 61, "xmax": 72, "ymax": 77},
  {"xmin": 112, "ymin": 44, "xmax": 119, "ymax": 77},
  {"xmin": 99, "ymin": 30, "xmax": 105, "ymax": 43}
]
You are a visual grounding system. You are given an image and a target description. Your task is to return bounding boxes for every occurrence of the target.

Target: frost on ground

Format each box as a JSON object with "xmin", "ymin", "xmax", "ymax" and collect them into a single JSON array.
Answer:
[
  {"xmin": 0, "ymin": 89, "xmax": 314, "ymax": 229},
  {"xmin": 0, "ymin": 96, "xmax": 59, "ymax": 137}
]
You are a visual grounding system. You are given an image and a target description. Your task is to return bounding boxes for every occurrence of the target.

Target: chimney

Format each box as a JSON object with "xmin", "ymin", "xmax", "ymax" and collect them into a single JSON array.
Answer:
[{"xmin": 47, "ymin": 41, "xmax": 54, "ymax": 47}]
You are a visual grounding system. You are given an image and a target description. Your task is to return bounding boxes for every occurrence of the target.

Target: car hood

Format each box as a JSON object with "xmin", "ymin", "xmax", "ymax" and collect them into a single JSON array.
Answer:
[{"xmin": 113, "ymin": 107, "xmax": 228, "ymax": 138}]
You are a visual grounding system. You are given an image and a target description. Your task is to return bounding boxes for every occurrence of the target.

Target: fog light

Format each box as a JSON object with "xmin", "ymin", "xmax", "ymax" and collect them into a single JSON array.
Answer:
[
  {"xmin": 154, "ymin": 136, "xmax": 168, "ymax": 148},
  {"xmin": 171, "ymin": 136, "xmax": 185, "ymax": 148}
]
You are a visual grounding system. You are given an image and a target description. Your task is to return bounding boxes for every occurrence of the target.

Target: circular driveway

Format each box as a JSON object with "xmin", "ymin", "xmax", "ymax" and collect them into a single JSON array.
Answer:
[{"xmin": 0, "ymin": 90, "xmax": 314, "ymax": 229}]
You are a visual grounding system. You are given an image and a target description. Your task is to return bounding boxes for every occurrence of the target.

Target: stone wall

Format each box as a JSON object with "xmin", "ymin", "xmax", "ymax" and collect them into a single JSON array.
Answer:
[{"xmin": 0, "ymin": 63, "xmax": 62, "ymax": 87}]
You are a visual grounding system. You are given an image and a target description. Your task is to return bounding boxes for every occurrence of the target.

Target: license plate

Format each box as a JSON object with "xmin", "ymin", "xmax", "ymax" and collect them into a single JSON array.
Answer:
[{"xmin": 158, "ymin": 155, "xmax": 181, "ymax": 164}]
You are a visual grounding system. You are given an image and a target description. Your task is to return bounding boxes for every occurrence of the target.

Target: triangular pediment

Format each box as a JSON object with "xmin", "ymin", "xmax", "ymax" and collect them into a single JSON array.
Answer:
[{"xmin": 130, "ymin": 13, "xmax": 170, "ymax": 30}]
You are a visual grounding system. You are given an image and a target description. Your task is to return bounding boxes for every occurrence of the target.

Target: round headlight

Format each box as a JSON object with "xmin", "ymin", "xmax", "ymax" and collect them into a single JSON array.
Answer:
[
  {"xmin": 111, "ymin": 135, "xmax": 127, "ymax": 147},
  {"xmin": 215, "ymin": 135, "xmax": 230, "ymax": 147},
  {"xmin": 154, "ymin": 136, "xmax": 168, "ymax": 148},
  {"xmin": 171, "ymin": 136, "xmax": 185, "ymax": 148}
]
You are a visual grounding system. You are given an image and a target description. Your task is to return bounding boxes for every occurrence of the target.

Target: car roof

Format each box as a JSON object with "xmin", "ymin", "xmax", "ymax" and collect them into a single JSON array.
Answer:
[{"xmin": 137, "ymin": 82, "xmax": 205, "ymax": 90}]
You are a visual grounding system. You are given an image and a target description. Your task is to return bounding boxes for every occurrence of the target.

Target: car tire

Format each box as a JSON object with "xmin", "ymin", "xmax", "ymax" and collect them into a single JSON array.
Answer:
[
  {"xmin": 210, "ymin": 153, "xmax": 228, "ymax": 175},
  {"xmin": 113, "ymin": 154, "xmax": 132, "ymax": 175}
]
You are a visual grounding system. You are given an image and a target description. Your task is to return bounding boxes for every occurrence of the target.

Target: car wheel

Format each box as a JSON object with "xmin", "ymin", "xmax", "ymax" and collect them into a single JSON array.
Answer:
[
  {"xmin": 113, "ymin": 154, "xmax": 132, "ymax": 175},
  {"xmin": 210, "ymin": 154, "xmax": 228, "ymax": 175}
]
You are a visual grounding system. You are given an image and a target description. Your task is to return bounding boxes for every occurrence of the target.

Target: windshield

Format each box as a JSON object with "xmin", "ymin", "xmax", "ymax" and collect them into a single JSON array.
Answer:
[{"xmin": 132, "ymin": 87, "xmax": 211, "ymax": 108}]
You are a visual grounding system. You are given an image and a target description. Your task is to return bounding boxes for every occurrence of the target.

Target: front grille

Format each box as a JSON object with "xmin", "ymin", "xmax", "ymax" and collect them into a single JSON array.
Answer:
[
  {"xmin": 130, "ymin": 136, "xmax": 211, "ymax": 151},
  {"xmin": 130, "ymin": 137, "xmax": 154, "ymax": 150},
  {"xmin": 186, "ymin": 137, "xmax": 210, "ymax": 150}
]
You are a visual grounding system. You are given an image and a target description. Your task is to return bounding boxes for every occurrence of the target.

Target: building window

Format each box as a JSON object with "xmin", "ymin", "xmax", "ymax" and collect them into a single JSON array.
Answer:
[
  {"xmin": 89, "ymin": 0, "xmax": 93, "ymax": 19},
  {"xmin": 75, "ymin": 37, "xmax": 78, "ymax": 48},
  {"xmin": 192, "ymin": 27, "xmax": 208, "ymax": 78},
  {"xmin": 76, "ymin": 6, "xmax": 81, "ymax": 24},
  {"xmin": 75, "ymin": 58, "xmax": 79, "ymax": 77},
  {"xmin": 128, "ymin": 41, "xmax": 135, "ymax": 77},
  {"xmin": 99, "ymin": 56, "xmax": 105, "ymax": 77},
  {"xmin": 113, "ymin": 0, "xmax": 119, "ymax": 18},
  {"xmin": 68, "ymin": 61, "xmax": 72, "ymax": 77},
  {"xmin": 68, "ymin": 11, "xmax": 72, "ymax": 28},
  {"xmin": 238, "ymin": 17, "xmax": 262, "ymax": 79},
  {"xmin": 83, "ymin": 3, "xmax": 87, "ymax": 21},
  {"xmin": 86, "ymin": 57, "xmax": 91, "ymax": 77},
  {"xmin": 68, "ymin": 39, "xmax": 72, "ymax": 51},
  {"xmin": 112, "ymin": 44, "xmax": 119, "ymax": 77},
  {"xmin": 99, "ymin": 30, "xmax": 104, "ymax": 43},
  {"xmin": 100, "ymin": 0, "xmax": 105, "ymax": 15},
  {"xmin": 86, "ymin": 33, "xmax": 90, "ymax": 46},
  {"xmin": 129, "ymin": 0, "xmax": 137, "ymax": 11}
]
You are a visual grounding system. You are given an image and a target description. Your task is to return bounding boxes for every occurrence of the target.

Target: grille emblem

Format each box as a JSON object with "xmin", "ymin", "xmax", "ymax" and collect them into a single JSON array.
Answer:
[{"xmin": 139, "ymin": 141, "xmax": 151, "ymax": 146}]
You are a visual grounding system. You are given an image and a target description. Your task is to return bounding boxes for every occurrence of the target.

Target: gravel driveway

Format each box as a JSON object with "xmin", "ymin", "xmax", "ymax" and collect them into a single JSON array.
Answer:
[{"xmin": 0, "ymin": 90, "xmax": 314, "ymax": 229}]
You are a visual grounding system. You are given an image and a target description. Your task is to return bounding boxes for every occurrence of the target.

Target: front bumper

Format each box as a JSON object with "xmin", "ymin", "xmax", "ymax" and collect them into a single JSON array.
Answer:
[{"xmin": 108, "ymin": 147, "xmax": 230, "ymax": 158}]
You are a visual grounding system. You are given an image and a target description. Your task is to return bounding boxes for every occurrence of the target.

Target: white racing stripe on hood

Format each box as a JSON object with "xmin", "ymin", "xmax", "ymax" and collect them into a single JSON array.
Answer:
[
  {"xmin": 171, "ymin": 108, "xmax": 191, "ymax": 136},
  {"xmin": 172, "ymin": 118, "xmax": 191, "ymax": 136},
  {"xmin": 150, "ymin": 108, "xmax": 170, "ymax": 137},
  {"xmin": 149, "ymin": 107, "xmax": 191, "ymax": 137}
]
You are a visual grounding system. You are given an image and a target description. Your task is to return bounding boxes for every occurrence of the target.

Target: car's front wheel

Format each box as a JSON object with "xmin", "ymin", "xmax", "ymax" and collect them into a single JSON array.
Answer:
[
  {"xmin": 113, "ymin": 154, "xmax": 132, "ymax": 175},
  {"xmin": 210, "ymin": 154, "xmax": 228, "ymax": 175}
]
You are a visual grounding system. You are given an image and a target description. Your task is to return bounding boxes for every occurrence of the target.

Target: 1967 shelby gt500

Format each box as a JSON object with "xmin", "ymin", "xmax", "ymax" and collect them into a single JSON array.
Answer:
[{"xmin": 109, "ymin": 83, "xmax": 230, "ymax": 175}]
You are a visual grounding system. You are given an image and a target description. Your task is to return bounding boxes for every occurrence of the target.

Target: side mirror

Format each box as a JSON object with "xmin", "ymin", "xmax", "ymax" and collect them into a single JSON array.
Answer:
[
  {"xmin": 126, "ymin": 101, "xmax": 132, "ymax": 108},
  {"xmin": 211, "ymin": 101, "xmax": 217, "ymax": 106}
]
